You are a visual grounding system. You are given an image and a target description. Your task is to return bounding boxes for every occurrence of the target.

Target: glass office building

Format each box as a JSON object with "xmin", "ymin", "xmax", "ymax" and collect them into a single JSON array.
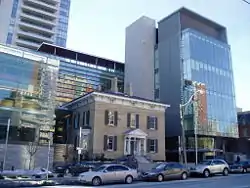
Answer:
[
  {"xmin": 0, "ymin": 44, "xmax": 59, "ymax": 145},
  {"xmin": 56, "ymin": 0, "xmax": 71, "ymax": 47},
  {"xmin": 181, "ymin": 28, "xmax": 238, "ymax": 138},
  {"xmin": 38, "ymin": 43, "xmax": 125, "ymax": 106}
]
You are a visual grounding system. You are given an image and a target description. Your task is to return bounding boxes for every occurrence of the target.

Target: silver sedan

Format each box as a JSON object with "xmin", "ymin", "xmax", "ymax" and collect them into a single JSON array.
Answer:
[{"xmin": 78, "ymin": 164, "xmax": 138, "ymax": 186}]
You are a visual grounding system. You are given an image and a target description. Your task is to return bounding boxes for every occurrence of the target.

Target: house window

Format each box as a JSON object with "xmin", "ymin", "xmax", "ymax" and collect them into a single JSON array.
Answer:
[
  {"xmin": 127, "ymin": 113, "xmax": 139, "ymax": 128},
  {"xmin": 107, "ymin": 136, "xmax": 114, "ymax": 150},
  {"xmin": 243, "ymin": 128, "xmax": 248, "ymax": 137},
  {"xmin": 148, "ymin": 139, "xmax": 158, "ymax": 153},
  {"xmin": 108, "ymin": 111, "xmax": 114, "ymax": 125},
  {"xmin": 130, "ymin": 114, "xmax": 136, "ymax": 128},
  {"xmin": 147, "ymin": 116, "xmax": 158, "ymax": 129}
]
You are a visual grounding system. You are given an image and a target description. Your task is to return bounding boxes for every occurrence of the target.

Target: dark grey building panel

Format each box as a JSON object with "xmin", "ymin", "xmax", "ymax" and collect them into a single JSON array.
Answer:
[{"xmin": 158, "ymin": 13, "xmax": 182, "ymax": 137}]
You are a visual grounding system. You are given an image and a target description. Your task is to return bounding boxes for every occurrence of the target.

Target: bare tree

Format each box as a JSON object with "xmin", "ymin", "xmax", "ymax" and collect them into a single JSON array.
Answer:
[{"xmin": 26, "ymin": 142, "xmax": 39, "ymax": 170}]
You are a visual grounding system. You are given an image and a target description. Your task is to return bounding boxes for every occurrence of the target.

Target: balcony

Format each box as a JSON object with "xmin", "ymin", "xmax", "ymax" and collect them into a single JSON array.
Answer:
[
  {"xmin": 17, "ymin": 30, "xmax": 54, "ymax": 44},
  {"xmin": 15, "ymin": 38, "xmax": 40, "ymax": 50},
  {"xmin": 18, "ymin": 21, "xmax": 55, "ymax": 36},
  {"xmin": 21, "ymin": 4, "xmax": 57, "ymax": 21},
  {"xmin": 23, "ymin": 0, "xmax": 58, "ymax": 13},
  {"xmin": 20, "ymin": 12, "xmax": 56, "ymax": 28}
]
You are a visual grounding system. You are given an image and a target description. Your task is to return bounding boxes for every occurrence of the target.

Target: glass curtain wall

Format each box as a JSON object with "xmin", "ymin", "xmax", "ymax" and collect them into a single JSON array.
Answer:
[
  {"xmin": 0, "ymin": 45, "xmax": 59, "ymax": 145},
  {"xmin": 181, "ymin": 28, "xmax": 238, "ymax": 138},
  {"xmin": 56, "ymin": 59, "xmax": 124, "ymax": 105}
]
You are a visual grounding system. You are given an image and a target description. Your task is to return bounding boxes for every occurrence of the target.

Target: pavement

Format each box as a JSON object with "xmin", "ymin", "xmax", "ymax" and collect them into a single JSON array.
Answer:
[{"xmin": 37, "ymin": 173, "xmax": 250, "ymax": 188}]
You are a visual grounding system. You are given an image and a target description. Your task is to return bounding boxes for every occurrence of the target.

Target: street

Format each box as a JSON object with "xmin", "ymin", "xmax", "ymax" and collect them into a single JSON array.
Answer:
[{"xmin": 39, "ymin": 173, "xmax": 250, "ymax": 188}]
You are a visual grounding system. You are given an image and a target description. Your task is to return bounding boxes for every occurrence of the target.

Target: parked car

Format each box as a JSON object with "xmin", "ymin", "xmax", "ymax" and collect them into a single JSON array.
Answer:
[
  {"xmin": 78, "ymin": 164, "xmax": 138, "ymax": 186},
  {"xmin": 141, "ymin": 162, "xmax": 189, "ymax": 182},
  {"xmin": 190, "ymin": 159, "xmax": 229, "ymax": 178},
  {"xmin": 68, "ymin": 163, "xmax": 97, "ymax": 176},
  {"xmin": 229, "ymin": 161, "xmax": 250, "ymax": 173},
  {"xmin": 54, "ymin": 164, "xmax": 73, "ymax": 174}
]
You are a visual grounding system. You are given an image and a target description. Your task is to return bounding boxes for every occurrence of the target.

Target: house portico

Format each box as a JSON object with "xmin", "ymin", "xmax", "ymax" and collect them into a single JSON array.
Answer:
[{"xmin": 124, "ymin": 129, "xmax": 147, "ymax": 156}]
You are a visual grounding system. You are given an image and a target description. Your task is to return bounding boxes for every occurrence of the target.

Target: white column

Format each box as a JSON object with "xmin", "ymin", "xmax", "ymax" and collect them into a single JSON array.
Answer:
[
  {"xmin": 124, "ymin": 137, "xmax": 127, "ymax": 155},
  {"xmin": 128, "ymin": 137, "xmax": 131, "ymax": 155},
  {"xmin": 143, "ymin": 138, "xmax": 146, "ymax": 156},
  {"xmin": 138, "ymin": 139, "xmax": 142, "ymax": 156}
]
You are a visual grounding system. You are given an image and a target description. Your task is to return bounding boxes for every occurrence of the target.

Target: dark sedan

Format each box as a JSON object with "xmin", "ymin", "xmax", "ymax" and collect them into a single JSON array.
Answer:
[
  {"xmin": 141, "ymin": 162, "xmax": 189, "ymax": 182},
  {"xmin": 230, "ymin": 161, "xmax": 250, "ymax": 173}
]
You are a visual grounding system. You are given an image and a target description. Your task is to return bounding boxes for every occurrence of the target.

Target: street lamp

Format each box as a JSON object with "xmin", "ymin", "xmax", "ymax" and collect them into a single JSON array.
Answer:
[{"xmin": 180, "ymin": 88, "xmax": 204, "ymax": 166}]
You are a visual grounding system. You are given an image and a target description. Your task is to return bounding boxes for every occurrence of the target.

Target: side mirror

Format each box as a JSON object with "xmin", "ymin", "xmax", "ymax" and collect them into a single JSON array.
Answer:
[{"xmin": 103, "ymin": 170, "xmax": 108, "ymax": 173}]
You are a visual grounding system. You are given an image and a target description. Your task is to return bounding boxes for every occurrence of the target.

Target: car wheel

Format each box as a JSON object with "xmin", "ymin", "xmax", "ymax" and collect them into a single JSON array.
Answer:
[
  {"xmin": 125, "ymin": 175, "xmax": 133, "ymax": 184},
  {"xmin": 203, "ymin": 169, "xmax": 210, "ymax": 178},
  {"xmin": 223, "ymin": 168, "xmax": 229, "ymax": 176},
  {"xmin": 181, "ymin": 172, "xmax": 188, "ymax": 180},
  {"xmin": 92, "ymin": 176, "xmax": 102, "ymax": 186},
  {"xmin": 157, "ymin": 174, "xmax": 164, "ymax": 182},
  {"xmin": 242, "ymin": 168, "xmax": 247, "ymax": 173}
]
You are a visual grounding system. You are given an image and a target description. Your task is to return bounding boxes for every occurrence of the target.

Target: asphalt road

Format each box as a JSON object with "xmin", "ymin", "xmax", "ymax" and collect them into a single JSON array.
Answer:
[{"xmin": 39, "ymin": 173, "xmax": 250, "ymax": 188}]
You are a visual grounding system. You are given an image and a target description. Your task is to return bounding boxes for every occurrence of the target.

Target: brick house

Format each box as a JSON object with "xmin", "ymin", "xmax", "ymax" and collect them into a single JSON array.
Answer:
[{"xmin": 61, "ymin": 91, "xmax": 170, "ymax": 161}]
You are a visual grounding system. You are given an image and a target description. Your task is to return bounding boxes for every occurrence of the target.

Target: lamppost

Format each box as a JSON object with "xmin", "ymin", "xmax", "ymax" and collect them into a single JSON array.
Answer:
[{"xmin": 180, "ymin": 88, "xmax": 204, "ymax": 166}]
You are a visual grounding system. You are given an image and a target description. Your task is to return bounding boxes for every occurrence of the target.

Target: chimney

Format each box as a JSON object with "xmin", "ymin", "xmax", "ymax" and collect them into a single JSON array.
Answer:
[
  {"xmin": 111, "ymin": 77, "xmax": 118, "ymax": 93},
  {"xmin": 126, "ymin": 83, "xmax": 133, "ymax": 96}
]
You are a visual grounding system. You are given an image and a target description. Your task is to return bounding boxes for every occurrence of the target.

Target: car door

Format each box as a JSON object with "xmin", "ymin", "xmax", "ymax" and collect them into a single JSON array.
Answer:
[
  {"xmin": 113, "ymin": 165, "xmax": 130, "ymax": 182},
  {"xmin": 171, "ymin": 163, "xmax": 184, "ymax": 178},
  {"xmin": 212, "ymin": 160, "xmax": 224, "ymax": 173},
  {"xmin": 209, "ymin": 160, "xmax": 220, "ymax": 173},
  {"xmin": 102, "ymin": 166, "xmax": 116, "ymax": 183},
  {"xmin": 163, "ymin": 163, "xmax": 175, "ymax": 179}
]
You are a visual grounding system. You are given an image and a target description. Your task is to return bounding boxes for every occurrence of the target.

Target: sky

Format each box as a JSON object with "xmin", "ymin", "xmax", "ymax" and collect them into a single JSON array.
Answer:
[{"xmin": 66, "ymin": 0, "xmax": 250, "ymax": 111}]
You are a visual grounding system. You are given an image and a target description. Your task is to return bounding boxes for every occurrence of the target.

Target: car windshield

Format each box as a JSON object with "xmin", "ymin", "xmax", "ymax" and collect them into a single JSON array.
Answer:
[
  {"xmin": 199, "ymin": 160, "xmax": 212, "ymax": 165},
  {"xmin": 92, "ymin": 166, "xmax": 106, "ymax": 172},
  {"xmin": 153, "ymin": 163, "xmax": 166, "ymax": 170}
]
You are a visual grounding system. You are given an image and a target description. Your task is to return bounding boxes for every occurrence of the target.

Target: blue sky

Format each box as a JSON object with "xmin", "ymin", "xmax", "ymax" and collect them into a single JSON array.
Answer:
[{"xmin": 66, "ymin": 0, "xmax": 250, "ymax": 111}]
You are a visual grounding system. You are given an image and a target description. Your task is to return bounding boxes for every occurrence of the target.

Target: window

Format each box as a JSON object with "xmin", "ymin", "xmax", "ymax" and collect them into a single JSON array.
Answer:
[
  {"xmin": 243, "ymin": 128, "xmax": 248, "ymax": 137},
  {"xmin": 105, "ymin": 110, "xmax": 118, "ymax": 126},
  {"xmin": 6, "ymin": 32, "xmax": 13, "ymax": 44},
  {"xmin": 113, "ymin": 165, "xmax": 129, "ymax": 171},
  {"xmin": 104, "ymin": 135, "xmax": 117, "ymax": 151},
  {"xmin": 107, "ymin": 136, "xmax": 114, "ymax": 150},
  {"xmin": 108, "ymin": 111, "xmax": 114, "ymax": 125},
  {"xmin": 127, "ymin": 113, "xmax": 139, "ymax": 128},
  {"xmin": 11, "ymin": 0, "xmax": 19, "ymax": 18},
  {"xmin": 148, "ymin": 139, "xmax": 158, "ymax": 153},
  {"xmin": 147, "ymin": 116, "xmax": 158, "ymax": 129}
]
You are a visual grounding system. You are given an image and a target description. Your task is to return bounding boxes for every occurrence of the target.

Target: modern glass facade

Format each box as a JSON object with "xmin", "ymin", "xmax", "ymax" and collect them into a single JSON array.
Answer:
[
  {"xmin": 0, "ymin": 44, "xmax": 59, "ymax": 145},
  {"xmin": 57, "ymin": 58, "xmax": 124, "ymax": 105},
  {"xmin": 38, "ymin": 43, "xmax": 125, "ymax": 106},
  {"xmin": 181, "ymin": 28, "xmax": 238, "ymax": 138},
  {"xmin": 56, "ymin": 0, "xmax": 71, "ymax": 47}
]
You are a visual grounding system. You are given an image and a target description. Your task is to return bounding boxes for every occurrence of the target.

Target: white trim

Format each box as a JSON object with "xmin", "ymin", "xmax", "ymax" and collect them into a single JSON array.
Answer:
[{"xmin": 62, "ymin": 91, "xmax": 170, "ymax": 109}]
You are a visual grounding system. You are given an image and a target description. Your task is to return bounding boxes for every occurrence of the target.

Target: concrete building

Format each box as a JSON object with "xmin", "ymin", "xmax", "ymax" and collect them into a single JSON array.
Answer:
[
  {"xmin": 0, "ymin": 44, "xmax": 59, "ymax": 169},
  {"xmin": 125, "ymin": 7, "xmax": 238, "ymax": 161},
  {"xmin": 125, "ymin": 16, "xmax": 156, "ymax": 100},
  {"xmin": 0, "ymin": 0, "xmax": 70, "ymax": 49},
  {"xmin": 54, "ymin": 86, "xmax": 170, "ymax": 164}
]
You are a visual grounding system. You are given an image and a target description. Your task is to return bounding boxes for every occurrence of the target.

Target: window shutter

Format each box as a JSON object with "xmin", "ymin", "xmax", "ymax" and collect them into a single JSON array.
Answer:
[
  {"xmin": 136, "ymin": 114, "xmax": 139, "ymax": 128},
  {"xmin": 78, "ymin": 113, "xmax": 80, "ymax": 128},
  {"xmin": 127, "ymin": 113, "xmax": 131, "ymax": 127},
  {"xmin": 86, "ymin": 110, "xmax": 90, "ymax": 125},
  {"xmin": 103, "ymin": 135, "xmax": 108, "ymax": 151},
  {"xmin": 114, "ymin": 136, "xmax": 117, "ymax": 151},
  {"xmin": 155, "ymin": 139, "xmax": 158, "ymax": 153},
  {"xmin": 147, "ymin": 139, "xmax": 150, "ymax": 153},
  {"xmin": 82, "ymin": 112, "xmax": 85, "ymax": 126},
  {"xmin": 155, "ymin": 117, "xmax": 158, "ymax": 130},
  {"xmin": 147, "ymin": 116, "xmax": 150, "ymax": 129},
  {"xmin": 105, "ymin": 110, "xmax": 109, "ymax": 125},
  {"xmin": 114, "ymin": 111, "xmax": 118, "ymax": 126}
]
